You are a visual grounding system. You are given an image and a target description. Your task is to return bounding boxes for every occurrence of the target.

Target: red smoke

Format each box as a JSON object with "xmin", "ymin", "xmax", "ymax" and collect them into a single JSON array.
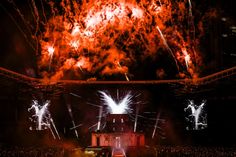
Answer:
[{"xmin": 38, "ymin": 0, "xmax": 203, "ymax": 81}]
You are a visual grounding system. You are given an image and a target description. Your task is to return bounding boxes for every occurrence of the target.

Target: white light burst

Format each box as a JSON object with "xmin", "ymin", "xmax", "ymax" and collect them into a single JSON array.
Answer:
[
  {"xmin": 99, "ymin": 91, "xmax": 132, "ymax": 114},
  {"xmin": 184, "ymin": 100, "xmax": 207, "ymax": 130},
  {"xmin": 28, "ymin": 100, "xmax": 51, "ymax": 130},
  {"xmin": 28, "ymin": 100, "xmax": 61, "ymax": 139}
]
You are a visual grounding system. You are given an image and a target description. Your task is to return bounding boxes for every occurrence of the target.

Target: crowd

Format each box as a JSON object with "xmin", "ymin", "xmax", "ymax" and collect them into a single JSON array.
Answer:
[
  {"xmin": 152, "ymin": 146, "xmax": 236, "ymax": 157},
  {"xmin": 0, "ymin": 145, "xmax": 67, "ymax": 157},
  {"xmin": 0, "ymin": 145, "xmax": 236, "ymax": 157}
]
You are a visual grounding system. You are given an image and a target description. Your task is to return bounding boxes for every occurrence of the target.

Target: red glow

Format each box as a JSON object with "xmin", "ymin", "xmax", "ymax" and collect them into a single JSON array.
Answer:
[{"xmin": 38, "ymin": 0, "xmax": 201, "ymax": 81}]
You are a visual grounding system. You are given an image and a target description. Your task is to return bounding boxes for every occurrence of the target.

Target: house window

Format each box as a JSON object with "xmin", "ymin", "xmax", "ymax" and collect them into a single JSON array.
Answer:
[
  {"xmin": 113, "ymin": 118, "xmax": 116, "ymax": 123},
  {"xmin": 121, "ymin": 118, "xmax": 124, "ymax": 123}
]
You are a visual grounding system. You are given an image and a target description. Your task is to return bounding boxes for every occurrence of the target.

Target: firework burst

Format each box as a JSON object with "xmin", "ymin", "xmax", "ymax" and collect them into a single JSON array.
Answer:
[{"xmin": 4, "ymin": 0, "xmax": 209, "ymax": 80}]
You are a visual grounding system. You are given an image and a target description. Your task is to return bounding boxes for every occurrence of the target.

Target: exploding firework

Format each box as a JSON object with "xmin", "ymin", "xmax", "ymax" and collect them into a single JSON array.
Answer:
[
  {"xmin": 28, "ymin": 100, "xmax": 51, "ymax": 130},
  {"xmin": 28, "ymin": 100, "xmax": 60, "ymax": 139},
  {"xmin": 99, "ymin": 91, "xmax": 132, "ymax": 114},
  {"xmin": 184, "ymin": 99, "xmax": 207, "ymax": 130},
  {"xmin": 2, "ymin": 0, "xmax": 208, "ymax": 81}
]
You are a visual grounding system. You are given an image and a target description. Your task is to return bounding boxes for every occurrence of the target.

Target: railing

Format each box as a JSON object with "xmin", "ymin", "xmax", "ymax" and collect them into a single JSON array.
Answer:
[{"xmin": 0, "ymin": 66, "xmax": 235, "ymax": 86}]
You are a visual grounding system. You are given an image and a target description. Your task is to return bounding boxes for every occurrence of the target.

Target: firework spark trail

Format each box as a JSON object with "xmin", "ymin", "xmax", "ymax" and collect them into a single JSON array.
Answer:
[
  {"xmin": 88, "ymin": 123, "xmax": 98, "ymax": 130},
  {"xmin": 46, "ymin": 45, "xmax": 55, "ymax": 70},
  {"xmin": 37, "ymin": 0, "xmax": 201, "ymax": 80},
  {"xmin": 152, "ymin": 111, "xmax": 161, "ymax": 139},
  {"xmin": 188, "ymin": 0, "xmax": 192, "ymax": 17},
  {"xmin": 6, "ymin": 0, "xmax": 34, "ymax": 38},
  {"xmin": 182, "ymin": 48, "xmax": 191, "ymax": 69},
  {"xmin": 50, "ymin": 117, "xmax": 61, "ymax": 139},
  {"xmin": 185, "ymin": 54, "xmax": 190, "ymax": 69},
  {"xmin": 187, "ymin": 0, "xmax": 197, "ymax": 62},
  {"xmin": 28, "ymin": 100, "xmax": 61, "ymax": 139},
  {"xmin": 3, "ymin": 0, "xmax": 205, "ymax": 80},
  {"xmin": 70, "ymin": 124, "xmax": 82, "ymax": 130},
  {"xmin": 31, "ymin": 0, "xmax": 39, "ymax": 26},
  {"xmin": 99, "ymin": 91, "xmax": 132, "ymax": 114},
  {"xmin": 134, "ymin": 104, "xmax": 139, "ymax": 132},
  {"xmin": 66, "ymin": 103, "xmax": 78, "ymax": 138},
  {"xmin": 70, "ymin": 121, "xmax": 78, "ymax": 137},
  {"xmin": 97, "ymin": 106, "xmax": 103, "ymax": 131},
  {"xmin": 117, "ymin": 61, "xmax": 129, "ymax": 81},
  {"xmin": 40, "ymin": 0, "xmax": 47, "ymax": 24},
  {"xmin": 128, "ymin": 111, "xmax": 165, "ymax": 134},
  {"xmin": 4, "ymin": 0, "xmax": 44, "ymax": 54},
  {"xmin": 156, "ymin": 26, "xmax": 179, "ymax": 71},
  {"xmin": 184, "ymin": 100, "xmax": 207, "ymax": 130},
  {"xmin": 69, "ymin": 93, "xmax": 81, "ymax": 98},
  {"xmin": 187, "ymin": 0, "xmax": 194, "ymax": 38},
  {"xmin": 30, "ymin": 0, "xmax": 40, "ymax": 36},
  {"xmin": 28, "ymin": 100, "xmax": 50, "ymax": 130},
  {"xmin": 0, "ymin": 3, "xmax": 36, "ymax": 51},
  {"xmin": 86, "ymin": 102, "xmax": 104, "ymax": 131},
  {"xmin": 27, "ymin": 0, "xmax": 39, "ymax": 53},
  {"xmin": 48, "ymin": 125, "xmax": 56, "ymax": 139}
]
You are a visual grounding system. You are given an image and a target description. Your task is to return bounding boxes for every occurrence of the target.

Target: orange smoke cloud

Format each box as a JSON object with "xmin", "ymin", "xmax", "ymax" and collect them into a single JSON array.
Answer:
[{"xmin": 37, "ymin": 0, "xmax": 205, "ymax": 81}]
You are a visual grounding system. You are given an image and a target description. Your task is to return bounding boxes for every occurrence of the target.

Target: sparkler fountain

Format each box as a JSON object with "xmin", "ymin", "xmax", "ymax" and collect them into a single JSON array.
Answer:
[
  {"xmin": 28, "ymin": 100, "xmax": 60, "ymax": 139},
  {"xmin": 133, "ymin": 104, "xmax": 139, "ymax": 132},
  {"xmin": 90, "ymin": 90, "xmax": 145, "ymax": 155},
  {"xmin": 99, "ymin": 91, "xmax": 132, "ymax": 114},
  {"xmin": 66, "ymin": 103, "xmax": 79, "ymax": 138},
  {"xmin": 184, "ymin": 100, "xmax": 207, "ymax": 130},
  {"xmin": 28, "ymin": 100, "xmax": 50, "ymax": 130}
]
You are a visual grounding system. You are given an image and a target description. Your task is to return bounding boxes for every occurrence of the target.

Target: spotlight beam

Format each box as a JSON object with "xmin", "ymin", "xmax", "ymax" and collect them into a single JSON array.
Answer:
[
  {"xmin": 70, "ymin": 124, "xmax": 83, "ymax": 130},
  {"xmin": 152, "ymin": 111, "xmax": 161, "ymax": 139},
  {"xmin": 134, "ymin": 104, "xmax": 139, "ymax": 132},
  {"xmin": 66, "ymin": 102, "xmax": 79, "ymax": 138}
]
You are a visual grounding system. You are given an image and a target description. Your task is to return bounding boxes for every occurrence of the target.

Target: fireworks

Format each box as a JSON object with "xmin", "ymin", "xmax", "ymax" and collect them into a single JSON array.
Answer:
[
  {"xmin": 66, "ymin": 102, "xmax": 79, "ymax": 138},
  {"xmin": 2, "ymin": 0, "xmax": 206, "ymax": 81},
  {"xmin": 28, "ymin": 100, "xmax": 60, "ymax": 139},
  {"xmin": 97, "ymin": 106, "xmax": 103, "ymax": 131},
  {"xmin": 47, "ymin": 46, "xmax": 55, "ymax": 57},
  {"xmin": 99, "ymin": 91, "xmax": 132, "ymax": 114},
  {"xmin": 184, "ymin": 100, "xmax": 207, "ymax": 130},
  {"xmin": 182, "ymin": 48, "xmax": 191, "ymax": 69},
  {"xmin": 28, "ymin": 100, "xmax": 50, "ymax": 130},
  {"xmin": 152, "ymin": 112, "xmax": 162, "ymax": 139}
]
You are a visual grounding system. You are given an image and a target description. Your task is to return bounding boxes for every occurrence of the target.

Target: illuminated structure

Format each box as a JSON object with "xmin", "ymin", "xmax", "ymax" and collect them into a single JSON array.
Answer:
[
  {"xmin": 0, "ymin": 66, "xmax": 235, "ymax": 146},
  {"xmin": 90, "ymin": 91, "xmax": 144, "ymax": 150},
  {"xmin": 91, "ymin": 114, "xmax": 145, "ymax": 148}
]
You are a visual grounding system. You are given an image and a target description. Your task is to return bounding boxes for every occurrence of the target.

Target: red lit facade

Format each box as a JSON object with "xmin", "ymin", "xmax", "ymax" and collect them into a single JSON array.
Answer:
[{"xmin": 91, "ymin": 114, "xmax": 145, "ymax": 147}]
